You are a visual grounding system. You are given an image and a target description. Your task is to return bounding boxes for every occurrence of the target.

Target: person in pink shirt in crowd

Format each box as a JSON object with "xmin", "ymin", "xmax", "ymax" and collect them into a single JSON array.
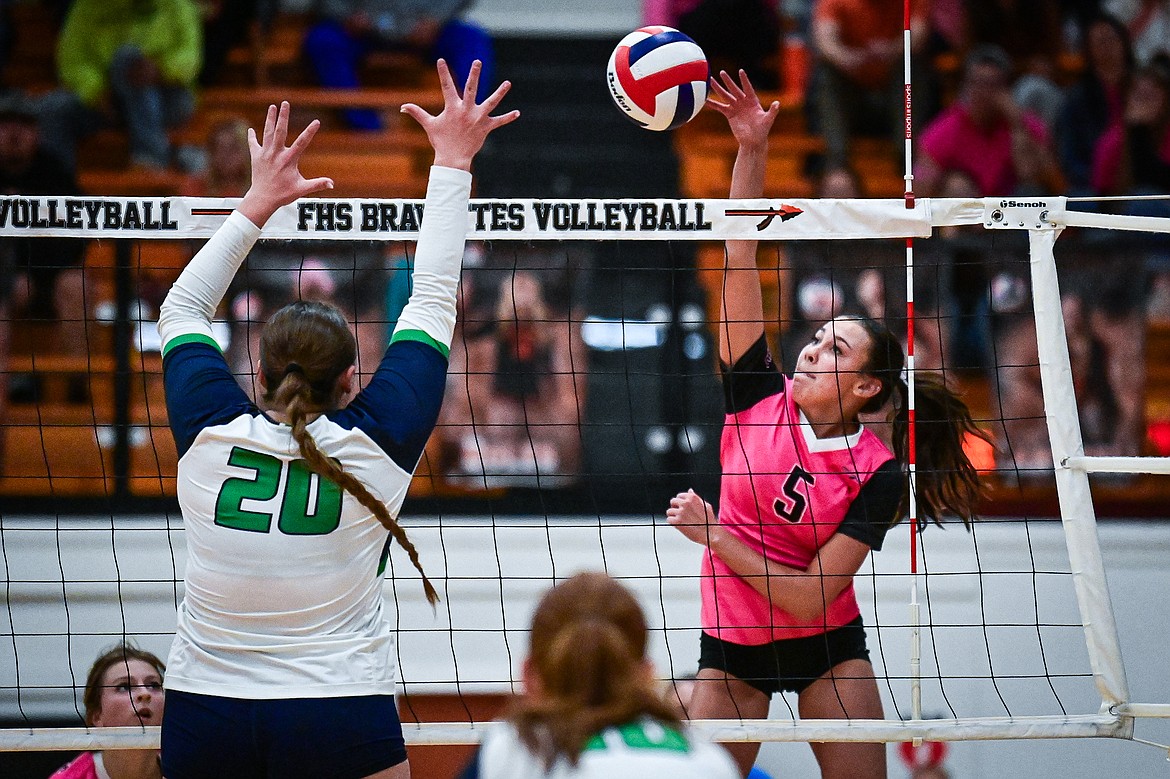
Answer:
[
  {"xmin": 1057, "ymin": 14, "xmax": 1135, "ymax": 193},
  {"xmin": 916, "ymin": 44, "xmax": 1064, "ymax": 196},
  {"xmin": 50, "ymin": 645, "xmax": 166, "ymax": 779},
  {"xmin": 1092, "ymin": 60, "xmax": 1170, "ymax": 198},
  {"xmin": 666, "ymin": 70, "xmax": 988, "ymax": 779}
]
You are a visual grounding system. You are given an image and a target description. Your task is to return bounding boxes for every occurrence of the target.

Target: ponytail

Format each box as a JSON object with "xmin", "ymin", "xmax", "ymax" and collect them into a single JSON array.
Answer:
[
  {"xmin": 510, "ymin": 573, "xmax": 680, "ymax": 769},
  {"xmin": 892, "ymin": 373, "xmax": 991, "ymax": 528},
  {"xmin": 852, "ymin": 315, "xmax": 990, "ymax": 529},
  {"xmin": 262, "ymin": 300, "xmax": 439, "ymax": 605},
  {"xmin": 274, "ymin": 373, "xmax": 439, "ymax": 605}
]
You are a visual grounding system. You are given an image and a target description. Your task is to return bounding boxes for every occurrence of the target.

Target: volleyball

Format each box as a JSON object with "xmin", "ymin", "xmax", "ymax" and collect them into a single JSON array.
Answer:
[{"xmin": 606, "ymin": 26, "xmax": 709, "ymax": 131}]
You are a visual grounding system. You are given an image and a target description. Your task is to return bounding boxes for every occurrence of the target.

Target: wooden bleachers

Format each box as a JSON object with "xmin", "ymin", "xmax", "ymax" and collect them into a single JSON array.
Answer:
[
  {"xmin": 0, "ymin": 8, "xmax": 448, "ymax": 498},
  {"xmin": 675, "ymin": 122, "xmax": 906, "ymax": 199},
  {"xmin": 1, "ymin": 12, "xmax": 1162, "ymax": 509}
]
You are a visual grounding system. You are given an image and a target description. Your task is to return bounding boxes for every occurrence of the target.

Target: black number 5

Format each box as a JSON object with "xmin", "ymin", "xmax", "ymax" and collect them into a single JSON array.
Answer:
[{"xmin": 773, "ymin": 465, "xmax": 815, "ymax": 523}]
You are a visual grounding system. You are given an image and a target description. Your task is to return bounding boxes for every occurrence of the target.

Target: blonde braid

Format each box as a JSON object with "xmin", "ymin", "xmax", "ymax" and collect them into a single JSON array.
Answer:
[{"xmin": 278, "ymin": 375, "xmax": 440, "ymax": 605}]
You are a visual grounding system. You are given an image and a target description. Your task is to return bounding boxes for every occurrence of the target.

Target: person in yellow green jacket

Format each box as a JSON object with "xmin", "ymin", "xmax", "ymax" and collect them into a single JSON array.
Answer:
[{"xmin": 56, "ymin": 0, "xmax": 202, "ymax": 170}]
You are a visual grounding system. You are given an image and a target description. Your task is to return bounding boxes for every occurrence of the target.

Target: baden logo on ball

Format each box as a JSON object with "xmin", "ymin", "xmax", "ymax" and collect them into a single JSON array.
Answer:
[{"xmin": 606, "ymin": 26, "xmax": 709, "ymax": 132}]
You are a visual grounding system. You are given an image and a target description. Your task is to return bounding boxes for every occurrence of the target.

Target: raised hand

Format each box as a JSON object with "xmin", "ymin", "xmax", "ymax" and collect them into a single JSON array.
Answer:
[
  {"xmin": 401, "ymin": 59, "xmax": 520, "ymax": 171},
  {"xmin": 238, "ymin": 102, "xmax": 334, "ymax": 227},
  {"xmin": 706, "ymin": 69, "xmax": 780, "ymax": 150}
]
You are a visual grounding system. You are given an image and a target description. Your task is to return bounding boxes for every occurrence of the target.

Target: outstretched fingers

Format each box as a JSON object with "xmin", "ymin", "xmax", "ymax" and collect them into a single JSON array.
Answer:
[
  {"xmin": 288, "ymin": 118, "xmax": 322, "ymax": 157},
  {"xmin": 489, "ymin": 106, "xmax": 521, "ymax": 131},
  {"xmin": 399, "ymin": 102, "xmax": 429, "ymax": 128},
  {"xmin": 733, "ymin": 69, "xmax": 780, "ymax": 120},
  {"xmin": 706, "ymin": 70, "xmax": 750, "ymax": 114},
  {"xmin": 462, "ymin": 59, "xmax": 482, "ymax": 104},
  {"xmin": 297, "ymin": 175, "xmax": 335, "ymax": 197},
  {"xmin": 261, "ymin": 104, "xmax": 277, "ymax": 148},
  {"xmin": 435, "ymin": 58, "xmax": 459, "ymax": 104},
  {"xmin": 479, "ymin": 80, "xmax": 520, "ymax": 131},
  {"xmin": 476, "ymin": 77, "xmax": 513, "ymax": 115},
  {"xmin": 273, "ymin": 101, "xmax": 291, "ymax": 148},
  {"xmin": 241, "ymin": 101, "xmax": 332, "ymax": 216},
  {"xmin": 719, "ymin": 69, "xmax": 747, "ymax": 99}
]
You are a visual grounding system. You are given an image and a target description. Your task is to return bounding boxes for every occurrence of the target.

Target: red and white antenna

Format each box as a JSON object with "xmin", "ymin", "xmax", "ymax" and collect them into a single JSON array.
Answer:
[{"xmin": 902, "ymin": 0, "xmax": 923, "ymax": 725}]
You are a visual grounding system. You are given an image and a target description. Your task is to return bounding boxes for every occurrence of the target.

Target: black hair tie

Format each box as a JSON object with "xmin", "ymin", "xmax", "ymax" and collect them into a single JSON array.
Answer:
[{"xmin": 283, "ymin": 362, "xmax": 305, "ymax": 378}]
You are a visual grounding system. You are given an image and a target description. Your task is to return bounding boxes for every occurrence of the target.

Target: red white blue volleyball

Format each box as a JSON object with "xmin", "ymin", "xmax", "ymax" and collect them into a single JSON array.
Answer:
[{"xmin": 606, "ymin": 26, "xmax": 709, "ymax": 131}]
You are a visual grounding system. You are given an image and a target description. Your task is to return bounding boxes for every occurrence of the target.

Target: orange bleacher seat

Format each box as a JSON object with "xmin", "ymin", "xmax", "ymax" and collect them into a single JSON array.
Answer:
[
  {"xmin": 300, "ymin": 148, "xmax": 427, "ymax": 198},
  {"xmin": 221, "ymin": 12, "xmax": 435, "ymax": 88},
  {"xmin": 0, "ymin": 424, "xmax": 110, "ymax": 496}
]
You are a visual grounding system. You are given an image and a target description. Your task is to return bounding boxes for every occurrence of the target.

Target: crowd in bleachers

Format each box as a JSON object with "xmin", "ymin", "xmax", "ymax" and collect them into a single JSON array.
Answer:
[
  {"xmin": 666, "ymin": 0, "xmax": 1170, "ymax": 478},
  {"xmin": 0, "ymin": 0, "xmax": 496, "ymax": 495},
  {"xmin": 1, "ymin": 0, "xmax": 1170, "ymax": 499}
]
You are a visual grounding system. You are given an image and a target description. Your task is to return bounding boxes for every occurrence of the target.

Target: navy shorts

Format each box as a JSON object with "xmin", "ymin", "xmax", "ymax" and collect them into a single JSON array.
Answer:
[
  {"xmin": 161, "ymin": 690, "xmax": 407, "ymax": 779},
  {"xmin": 698, "ymin": 616, "xmax": 871, "ymax": 696}
]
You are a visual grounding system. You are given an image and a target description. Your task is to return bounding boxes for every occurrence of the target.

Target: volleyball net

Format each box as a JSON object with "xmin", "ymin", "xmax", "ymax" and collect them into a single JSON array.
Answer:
[{"xmin": 2, "ymin": 193, "xmax": 1169, "ymax": 752}]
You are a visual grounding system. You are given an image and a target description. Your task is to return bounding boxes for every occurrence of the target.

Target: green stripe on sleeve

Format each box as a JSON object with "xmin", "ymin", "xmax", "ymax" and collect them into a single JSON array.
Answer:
[
  {"xmin": 390, "ymin": 328, "xmax": 450, "ymax": 359},
  {"xmin": 162, "ymin": 332, "xmax": 223, "ymax": 358}
]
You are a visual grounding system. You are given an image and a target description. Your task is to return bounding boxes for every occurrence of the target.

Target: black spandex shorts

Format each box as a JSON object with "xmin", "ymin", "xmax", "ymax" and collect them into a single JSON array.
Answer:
[{"xmin": 698, "ymin": 616, "xmax": 871, "ymax": 697}]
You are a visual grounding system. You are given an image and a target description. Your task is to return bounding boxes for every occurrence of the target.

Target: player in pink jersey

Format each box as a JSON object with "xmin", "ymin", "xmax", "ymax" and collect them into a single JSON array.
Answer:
[
  {"xmin": 665, "ymin": 71, "xmax": 989, "ymax": 779},
  {"xmin": 50, "ymin": 644, "xmax": 167, "ymax": 779}
]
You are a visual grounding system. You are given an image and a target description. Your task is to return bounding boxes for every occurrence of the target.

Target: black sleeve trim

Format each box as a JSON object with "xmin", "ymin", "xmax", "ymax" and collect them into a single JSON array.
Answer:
[
  {"xmin": 837, "ymin": 459, "xmax": 904, "ymax": 551},
  {"xmin": 721, "ymin": 334, "xmax": 785, "ymax": 415}
]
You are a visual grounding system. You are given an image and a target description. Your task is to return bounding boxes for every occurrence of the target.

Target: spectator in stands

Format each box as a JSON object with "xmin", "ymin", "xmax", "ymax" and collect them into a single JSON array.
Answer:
[
  {"xmin": 174, "ymin": 117, "xmax": 388, "ymax": 401},
  {"xmin": 181, "ymin": 117, "xmax": 251, "ymax": 198},
  {"xmin": 642, "ymin": 0, "xmax": 784, "ymax": 89},
  {"xmin": 1092, "ymin": 59, "xmax": 1170, "ymax": 199},
  {"xmin": 1105, "ymin": 0, "xmax": 1170, "ymax": 65},
  {"xmin": 49, "ymin": 643, "xmax": 166, "ymax": 779},
  {"xmin": 304, "ymin": 0, "xmax": 494, "ymax": 130},
  {"xmin": 956, "ymin": 0, "xmax": 1067, "ymax": 133},
  {"xmin": 933, "ymin": 169, "xmax": 996, "ymax": 371},
  {"xmin": 809, "ymin": 0, "xmax": 929, "ymax": 169},
  {"xmin": 55, "ymin": 0, "xmax": 203, "ymax": 171},
  {"xmin": 785, "ymin": 165, "xmax": 951, "ymax": 378},
  {"xmin": 222, "ymin": 243, "xmax": 390, "ymax": 400},
  {"xmin": 0, "ymin": 92, "xmax": 88, "ymax": 404},
  {"xmin": 459, "ymin": 572, "xmax": 739, "ymax": 779},
  {"xmin": 1058, "ymin": 14, "xmax": 1134, "ymax": 193},
  {"xmin": 438, "ymin": 268, "xmax": 586, "ymax": 488},
  {"xmin": 992, "ymin": 266, "xmax": 1146, "ymax": 476},
  {"xmin": 916, "ymin": 45, "xmax": 1064, "ymax": 197}
]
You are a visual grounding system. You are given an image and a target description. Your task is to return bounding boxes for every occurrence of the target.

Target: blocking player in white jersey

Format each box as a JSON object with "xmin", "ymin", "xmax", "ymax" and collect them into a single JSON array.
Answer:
[
  {"xmin": 156, "ymin": 60, "xmax": 518, "ymax": 779},
  {"xmin": 459, "ymin": 572, "xmax": 739, "ymax": 779},
  {"xmin": 665, "ymin": 71, "xmax": 989, "ymax": 779}
]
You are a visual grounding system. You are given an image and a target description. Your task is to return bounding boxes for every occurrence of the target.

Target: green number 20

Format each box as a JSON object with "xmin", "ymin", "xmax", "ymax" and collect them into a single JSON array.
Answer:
[{"xmin": 214, "ymin": 447, "xmax": 343, "ymax": 535}]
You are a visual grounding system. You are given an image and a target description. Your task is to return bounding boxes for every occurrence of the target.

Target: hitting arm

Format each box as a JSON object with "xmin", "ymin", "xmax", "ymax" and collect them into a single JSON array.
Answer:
[{"xmin": 706, "ymin": 71, "xmax": 780, "ymax": 366}]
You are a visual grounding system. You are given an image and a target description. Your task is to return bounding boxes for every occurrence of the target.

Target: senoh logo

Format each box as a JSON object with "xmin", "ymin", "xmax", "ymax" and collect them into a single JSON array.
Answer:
[{"xmin": 999, "ymin": 200, "xmax": 1047, "ymax": 208}]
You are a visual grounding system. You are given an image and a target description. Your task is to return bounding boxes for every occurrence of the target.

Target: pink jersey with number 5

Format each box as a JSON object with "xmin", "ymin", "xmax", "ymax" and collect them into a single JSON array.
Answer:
[{"xmin": 704, "ymin": 374, "xmax": 895, "ymax": 643}]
